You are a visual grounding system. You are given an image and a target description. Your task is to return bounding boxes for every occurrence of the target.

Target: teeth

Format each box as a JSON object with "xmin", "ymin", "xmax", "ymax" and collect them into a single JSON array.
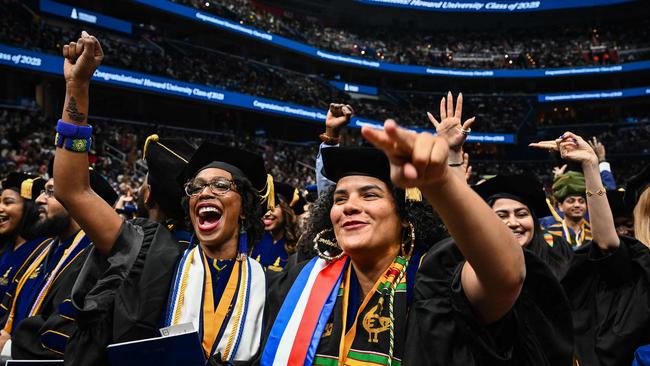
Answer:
[{"xmin": 198, "ymin": 206, "xmax": 220, "ymax": 215}]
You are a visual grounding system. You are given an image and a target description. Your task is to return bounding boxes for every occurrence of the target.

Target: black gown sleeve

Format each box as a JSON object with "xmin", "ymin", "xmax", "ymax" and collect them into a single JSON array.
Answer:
[
  {"xmin": 563, "ymin": 236, "xmax": 650, "ymax": 366},
  {"xmin": 11, "ymin": 249, "xmax": 89, "ymax": 359},
  {"xmin": 63, "ymin": 218, "xmax": 182, "ymax": 366},
  {"xmin": 403, "ymin": 237, "xmax": 574, "ymax": 366}
]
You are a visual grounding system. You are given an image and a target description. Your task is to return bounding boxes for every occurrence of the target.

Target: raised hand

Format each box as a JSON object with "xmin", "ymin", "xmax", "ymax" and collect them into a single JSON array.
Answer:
[
  {"xmin": 529, "ymin": 132, "xmax": 598, "ymax": 165},
  {"xmin": 553, "ymin": 164, "xmax": 567, "ymax": 179},
  {"xmin": 63, "ymin": 31, "xmax": 104, "ymax": 85},
  {"xmin": 427, "ymin": 91, "xmax": 476, "ymax": 151},
  {"xmin": 325, "ymin": 103, "xmax": 354, "ymax": 139},
  {"xmin": 361, "ymin": 120, "xmax": 449, "ymax": 189},
  {"xmin": 588, "ymin": 136, "xmax": 606, "ymax": 162}
]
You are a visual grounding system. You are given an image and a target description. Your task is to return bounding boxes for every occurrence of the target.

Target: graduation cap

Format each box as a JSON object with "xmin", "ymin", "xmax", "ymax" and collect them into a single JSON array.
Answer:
[
  {"xmin": 304, "ymin": 184, "xmax": 318, "ymax": 203},
  {"xmin": 322, "ymin": 147, "xmax": 391, "ymax": 185},
  {"xmin": 142, "ymin": 134, "xmax": 196, "ymax": 218},
  {"xmin": 473, "ymin": 174, "xmax": 552, "ymax": 218},
  {"xmin": 48, "ymin": 161, "xmax": 117, "ymax": 206},
  {"xmin": 179, "ymin": 141, "xmax": 272, "ymax": 208},
  {"xmin": 624, "ymin": 164, "xmax": 650, "ymax": 210},
  {"xmin": 321, "ymin": 147, "xmax": 421, "ymax": 202},
  {"xmin": 20, "ymin": 177, "xmax": 46, "ymax": 201},
  {"xmin": 552, "ymin": 171, "xmax": 585, "ymax": 202},
  {"xmin": 607, "ymin": 189, "xmax": 632, "ymax": 219},
  {"xmin": 2, "ymin": 172, "xmax": 34, "ymax": 193},
  {"xmin": 274, "ymin": 181, "xmax": 307, "ymax": 215}
]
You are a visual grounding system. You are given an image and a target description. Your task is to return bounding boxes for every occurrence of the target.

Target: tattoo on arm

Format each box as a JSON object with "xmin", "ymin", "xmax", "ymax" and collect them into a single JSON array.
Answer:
[{"xmin": 65, "ymin": 96, "xmax": 86, "ymax": 123}]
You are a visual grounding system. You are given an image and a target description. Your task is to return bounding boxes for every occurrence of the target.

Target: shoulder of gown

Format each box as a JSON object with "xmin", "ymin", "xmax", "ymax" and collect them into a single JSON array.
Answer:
[
  {"xmin": 65, "ymin": 218, "xmax": 182, "ymax": 366},
  {"xmin": 403, "ymin": 237, "xmax": 574, "ymax": 366},
  {"xmin": 563, "ymin": 236, "xmax": 650, "ymax": 366}
]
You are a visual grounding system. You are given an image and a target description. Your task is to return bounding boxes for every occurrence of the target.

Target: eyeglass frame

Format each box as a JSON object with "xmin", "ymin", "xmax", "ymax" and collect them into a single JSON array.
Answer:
[
  {"xmin": 184, "ymin": 177, "xmax": 239, "ymax": 197},
  {"xmin": 40, "ymin": 187, "xmax": 55, "ymax": 198}
]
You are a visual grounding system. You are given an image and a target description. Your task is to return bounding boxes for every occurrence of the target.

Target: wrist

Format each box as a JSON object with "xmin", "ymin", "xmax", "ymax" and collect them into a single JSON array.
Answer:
[
  {"xmin": 66, "ymin": 80, "xmax": 90, "ymax": 91},
  {"xmin": 448, "ymin": 149, "xmax": 463, "ymax": 164},
  {"xmin": 581, "ymin": 158, "xmax": 599, "ymax": 171},
  {"xmin": 324, "ymin": 126, "xmax": 341, "ymax": 139}
]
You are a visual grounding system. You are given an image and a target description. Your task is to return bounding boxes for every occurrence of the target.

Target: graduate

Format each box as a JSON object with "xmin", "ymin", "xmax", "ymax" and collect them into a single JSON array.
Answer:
[
  {"xmin": 251, "ymin": 181, "xmax": 301, "ymax": 271},
  {"xmin": 0, "ymin": 174, "xmax": 51, "ymax": 321},
  {"xmin": 625, "ymin": 165, "xmax": 650, "ymax": 246},
  {"xmin": 53, "ymin": 32, "xmax": 270, "ymax": 366},
  {"xmin": 545, "ymin": 171, "xmax": 593, "ymax": 247},
  {"xmin": 0, "ymin": 168, "xmax": 116, "ymax": 359},
  {"xmin": 473, "ymin": 174, "xmax": 575, "ymax": 280},
  {"xmin": 532, "ymin": 132, "xmax": 650, "ymax": 366},
  {"xmin": 261, "ymin": 121, "xmax": 571, "ymax": 366},
  {"xmin": 139, "ymin": 134, "xmax": 196, "ymax": 247}
]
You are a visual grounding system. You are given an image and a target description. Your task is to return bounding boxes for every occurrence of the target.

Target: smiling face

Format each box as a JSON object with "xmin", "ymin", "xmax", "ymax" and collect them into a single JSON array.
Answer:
[
  {"xmin": 559, "ymin": 195, "xmax": 587, "ymax": 221},
  {"xmin": 330, "ymin": 176, "xmax": 403, "ymax": 258},
  {"xmin": 188, "ymin": 168, "xmax": 242, "ymax": 249},
  {"xmin": 492, "ymin": 198, "xmax": 535, "ymax": 247},
  {"xmin": 263, "ymin": 205, "xmax": 285, "ymax": 233},
  {"xmin": 0, "ymin": 189, "xmax": 25, "ymax": 237}
]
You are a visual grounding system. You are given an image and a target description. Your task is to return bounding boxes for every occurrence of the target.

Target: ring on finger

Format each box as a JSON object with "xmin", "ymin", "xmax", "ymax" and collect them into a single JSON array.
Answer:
[{"xmin": 458, "ymin": 127, "xmax": 471, "ymax": 136}]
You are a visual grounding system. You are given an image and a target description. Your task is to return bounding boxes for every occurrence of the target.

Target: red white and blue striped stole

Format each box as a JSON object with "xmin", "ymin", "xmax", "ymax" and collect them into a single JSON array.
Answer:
[{"xmin": 261, "ymin": 256, "xmax": 349, "ymax": 366}]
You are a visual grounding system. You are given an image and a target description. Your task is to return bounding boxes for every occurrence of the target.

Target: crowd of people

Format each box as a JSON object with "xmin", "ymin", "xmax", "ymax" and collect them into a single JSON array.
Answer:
[
  {"xmin": 2, "ymin": 32, "xmax": 650, "ymax": 366},
  {"xmin": 176, "ymin": 0, "xmax": 650, "ymax": 68},
  {"xmin": 2, "ymin": 5, "xmax": 650, "ymax": 365}
]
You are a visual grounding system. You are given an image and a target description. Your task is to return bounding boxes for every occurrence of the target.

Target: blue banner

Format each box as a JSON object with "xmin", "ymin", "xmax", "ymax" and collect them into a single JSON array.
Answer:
[
  {"xmin": 538, "ymin": 86, "xmax": 650, "ymax": 102},
  {"xmin": 40, "ymin": 0, "xmax": 132, "ymax": 34},
  {"xmin": 132, "ymin": 0, "xmax": 648, "ymax": 78},
  {"xmin": 0, "ymin": 43, "xmax": 515, "ymax": 144},
  {"xmin": 354, "ymin": 0, "xmax": 635, "ymax": 12},
  {"xmin": 329, "ymin": 80, "xmax": 379, "ymax": 95}
]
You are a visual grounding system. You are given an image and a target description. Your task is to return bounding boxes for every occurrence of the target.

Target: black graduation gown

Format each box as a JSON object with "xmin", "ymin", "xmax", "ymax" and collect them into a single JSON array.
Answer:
[
  {"xmin": 11, "ymin": 248, "xmax": 90, "ymax": 359},
  {"xmin": 403, "ymin": 238, "xmax": 574, "ymax": 365},
  {"xmin": 562, "ymin": 236, "xmax": 650, "ymax": 366},
  {"xmin": 63, "ymin": 218, "xmax": 182, "ymax": 366},
  {"xmin": 259, "ymin": 238, "xmax": 573, "ymax": 365}
]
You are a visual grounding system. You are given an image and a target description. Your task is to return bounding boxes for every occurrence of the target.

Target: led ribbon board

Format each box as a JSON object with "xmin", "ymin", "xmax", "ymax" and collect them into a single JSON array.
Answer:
[
  {"xmin": 538, "ymin": 87, "xmax": 650, "ymax": 102},
  {"xmin": 0, "ymin": 43, "xmax": 515, "ymax": 144},
  {"xmin": 40, "ymin": 0, "xmax": 132, "ymax": 34},
  {"xmin": 353, "ymin": 0, "xmax": 636, "ymax": 12},
  {"xmin": 132, "ymin": 0, "xmax": 649, "ymax": 78}
]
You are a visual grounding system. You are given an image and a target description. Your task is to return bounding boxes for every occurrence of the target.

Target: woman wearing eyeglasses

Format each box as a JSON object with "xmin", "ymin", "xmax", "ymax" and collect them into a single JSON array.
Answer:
[{"xmin": 53, "ymin": 32, "xmax": 269, "ymax": 366}]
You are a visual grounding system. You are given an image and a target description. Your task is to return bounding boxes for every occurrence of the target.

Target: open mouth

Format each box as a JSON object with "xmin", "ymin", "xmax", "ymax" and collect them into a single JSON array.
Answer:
[
  {"xmin": 263, "ymin": 215, "xmax": 276, "ymax": 227},
  {"xmin": 196, "ymin": 203, "xmax": 222, "ymax": 233},
  {"xmin": 0, "ymin": 215, "xmax": 8, "ymax": 227}
]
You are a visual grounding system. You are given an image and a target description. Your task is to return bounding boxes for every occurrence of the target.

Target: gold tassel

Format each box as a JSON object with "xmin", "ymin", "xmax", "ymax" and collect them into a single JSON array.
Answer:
[
  {"xmin": 260, "ymin": 174, "xmax": 275, "ymax": 210},
  {"xmin": 20, "ymin": 179, "xmax": 34, "ymax": 200},
  {"xmin": 545, "ymin": 197, "xmax": 563, "ymax": 222},
  {"xmin": 289, "ymin": 188, "xmax": 300, "ymax": 208},
  {"xmin": 142, "ymin": 134, "xmax": 159, "ymax": 160},
  {"xmin": 405, "ymin": 187, "xmax": 422, "ymax": 202}
]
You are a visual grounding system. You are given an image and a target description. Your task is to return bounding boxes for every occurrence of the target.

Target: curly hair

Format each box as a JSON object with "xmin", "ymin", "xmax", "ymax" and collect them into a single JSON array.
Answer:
[
  {"xmin": 275, "ymin": 199, "xmax": 300, "ymax": 255},
  {"xmin": 181, "ymin": 176, "xmax": 265, "ymax": 250},
  {"xmin": 296, "ymin": 185, "xmax": 446, "ymax": 261}
]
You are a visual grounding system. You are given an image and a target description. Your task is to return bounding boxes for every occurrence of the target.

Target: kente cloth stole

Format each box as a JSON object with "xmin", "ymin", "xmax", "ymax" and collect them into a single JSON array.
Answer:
[
  {"xmin": 263, "ymin": 255, "xmax": 411, "ymax": 366},
  {"xmin": 165, "ymin": 245, "xmax": 265, "ymax": 362}
]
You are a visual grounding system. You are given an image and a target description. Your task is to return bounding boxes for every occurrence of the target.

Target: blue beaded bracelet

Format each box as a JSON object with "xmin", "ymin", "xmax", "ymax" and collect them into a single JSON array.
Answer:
[{"xmin": 56, "ymin": 119, "xmax": 93, "ymax": 139}]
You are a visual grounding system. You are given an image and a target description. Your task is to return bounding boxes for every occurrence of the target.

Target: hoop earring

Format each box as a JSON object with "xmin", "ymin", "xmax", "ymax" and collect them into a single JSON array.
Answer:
[
  {"xmin": 401, "ymin": 222, "xmax": 415, "ymax": 258},
  {"xmin": 313, "ymin": 229, "xmax": 344, "ymax": 261}
]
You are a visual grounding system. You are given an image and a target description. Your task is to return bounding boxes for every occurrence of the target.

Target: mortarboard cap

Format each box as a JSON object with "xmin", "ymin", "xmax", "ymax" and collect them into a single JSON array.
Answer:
[
  {"xmin": 20, "ymin": 177, "xmax": 46, "ymax": 201},
  {"xmin": 322, "ymin": 147, "xmax": 391, "ymax": 185},
  {"xmin": 2, "ymin": 172, "xmax": 33, "ymax": 193},
  {"xmin": 179, "ymin": 142, "xmax": 271, "ymax": 207},
  {"xmin": 473, "ymin": 174, "xmax": 552, "ymax": 218},
  {"xmin": 274, "ymin": 181, "xmax": 307, "ymax": 215},
  {"xmin": 607, "ymin": 189, "xmax": 632, "ymax": 219},
  {"xmin": 624, "ymin": 164, "xmax": 650, "ymax": 210},
  {"xmin": 142, "ymin": 135, "xmax": 196, "ymax": 218}
]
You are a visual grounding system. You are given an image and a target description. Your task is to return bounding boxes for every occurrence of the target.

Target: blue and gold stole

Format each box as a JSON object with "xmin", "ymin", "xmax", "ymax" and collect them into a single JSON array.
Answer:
[
  {"xmin": 0, "ymin": 237, "xmax": 52, "ymax": 320},
  {"xmin": 165, "ymin": 244, "xmax": 266, "ymax": 363},
  {"xmin": 251, "ymin": 232, "xmax": 289, "ymax": 272},
  {"xmin": 3, "ymin": 230, "xmax": 89, "ymax": 333}
]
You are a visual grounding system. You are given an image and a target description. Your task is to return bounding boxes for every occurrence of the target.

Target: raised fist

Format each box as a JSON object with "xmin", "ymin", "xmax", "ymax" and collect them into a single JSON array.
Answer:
[{"xmin": 63, "ymin": 31, "xmax": 104, "ymax": 85}]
